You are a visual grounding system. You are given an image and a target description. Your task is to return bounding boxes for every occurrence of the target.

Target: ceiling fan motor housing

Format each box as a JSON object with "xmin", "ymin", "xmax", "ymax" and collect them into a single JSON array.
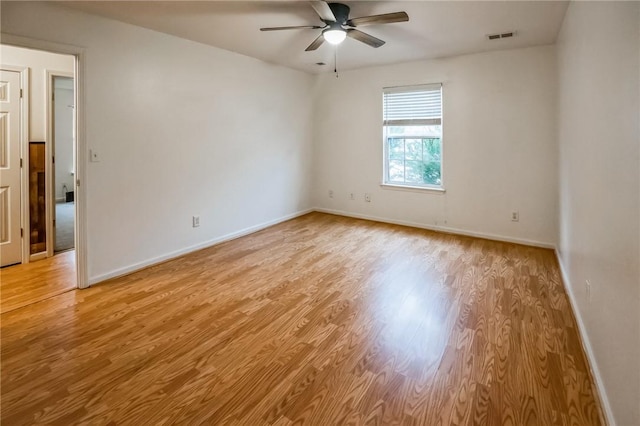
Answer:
[{"xmin": 327, "ymin": 3, "xmax": 351, "ymax": 25}]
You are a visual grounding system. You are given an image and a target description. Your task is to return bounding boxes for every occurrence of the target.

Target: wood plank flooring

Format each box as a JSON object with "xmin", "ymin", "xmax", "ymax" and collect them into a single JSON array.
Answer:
[
  {"xmin": 0, "ymin": 250, "xmax": 76, "ymax": 314},
  {"xmin": 0, "ymin": 213, "xmax": 602, "ymax": 425}
]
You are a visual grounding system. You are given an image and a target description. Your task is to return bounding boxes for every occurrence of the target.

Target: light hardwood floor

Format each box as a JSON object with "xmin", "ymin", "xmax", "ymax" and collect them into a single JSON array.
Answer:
[
  {"xmin": 0, "ymin": 250, "xmax": 76, "ymax": 314},
  {"xmin": 0, "ymin": 213, "xmax": 602, "ymax": 425}
]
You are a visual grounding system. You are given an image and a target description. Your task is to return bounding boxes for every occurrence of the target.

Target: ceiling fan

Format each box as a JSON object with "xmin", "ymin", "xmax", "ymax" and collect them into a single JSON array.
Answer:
[{"xmin": 260, "ymin": 1, "xmax": 409, "ymax": 51}]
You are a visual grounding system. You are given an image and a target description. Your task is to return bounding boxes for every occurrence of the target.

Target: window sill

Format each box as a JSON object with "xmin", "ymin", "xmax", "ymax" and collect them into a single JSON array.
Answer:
[{"xmin": 380, "ymin": 183, "xmax": 446, "ymax": 194}]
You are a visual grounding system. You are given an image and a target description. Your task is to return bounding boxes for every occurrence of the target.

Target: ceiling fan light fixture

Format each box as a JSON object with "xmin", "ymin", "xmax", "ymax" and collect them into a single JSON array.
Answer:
[{"xmin": 323, "ymin": 28, "xmax": 346, "ymax": 45}]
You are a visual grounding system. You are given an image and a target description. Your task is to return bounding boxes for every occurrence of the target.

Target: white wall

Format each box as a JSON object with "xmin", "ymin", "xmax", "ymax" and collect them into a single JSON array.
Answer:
[
  {"xmin": 1, "ymin": 1, "xmax": 315, "ymax": 282},
  {"xmin": 557, "ymin": 2, "xmax": 640, "ymax": 425},
  {"xmin": 54, "ymin": 82, "xmax": 74, "ymax": 200},
  {"xmin": 313, "ymin": 46, "xmax": 558, "ymax": 247},
  {"xmin": 0, "ymin": 44, "xmax": 74, "ymax": 141}
]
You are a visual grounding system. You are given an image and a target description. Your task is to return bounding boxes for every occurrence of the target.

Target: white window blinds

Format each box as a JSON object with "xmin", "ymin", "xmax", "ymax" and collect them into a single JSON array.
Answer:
[{"xmin": 383, "ymin": 84, "xmax": 442, "ymax": 126}]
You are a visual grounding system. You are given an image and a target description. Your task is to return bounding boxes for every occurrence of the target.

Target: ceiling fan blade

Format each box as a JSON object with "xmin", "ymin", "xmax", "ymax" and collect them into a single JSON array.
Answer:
[
  {"xmin": 260, "ymin": 25, "xmax": 323, "ymax": 31},
  {"xmin": 310, "ymin": 1, "xmax": 336, "ymax": 22},
  {"xmin": 305, "ymin": 34, "xmax": 325, "ymax": 51},
  {"xmin": 346, "ymin": 29, "xmax": 385, "ymax": 48},
  {"xmin": 347, "ymin": 12, "xmax": 409, "ymax": 27}
]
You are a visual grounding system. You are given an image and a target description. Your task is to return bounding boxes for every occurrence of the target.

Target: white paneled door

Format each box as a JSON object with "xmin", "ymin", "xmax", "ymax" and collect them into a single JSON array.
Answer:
[{"xmin": 0, "ymin": 70, "xmax": 23, "ymax": 267}]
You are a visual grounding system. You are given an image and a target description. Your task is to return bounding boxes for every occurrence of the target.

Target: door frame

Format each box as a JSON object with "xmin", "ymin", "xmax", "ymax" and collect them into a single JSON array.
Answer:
[
  {"xmin": 46, "ymin": 71, "xmax": 74, "ymax": 258},
  {"xmin": 1, "ymin": 33, "xmax": 88, "ymax": 289},
  {"xmin": 0, "ymin": 65, "xmax": 29, "ymax": 266}
]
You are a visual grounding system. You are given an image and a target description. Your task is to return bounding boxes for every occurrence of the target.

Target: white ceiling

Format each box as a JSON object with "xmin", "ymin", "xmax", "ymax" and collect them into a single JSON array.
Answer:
[{"xmin": 59, "ymin": 1, "xmax": 569, "ymax": 74}]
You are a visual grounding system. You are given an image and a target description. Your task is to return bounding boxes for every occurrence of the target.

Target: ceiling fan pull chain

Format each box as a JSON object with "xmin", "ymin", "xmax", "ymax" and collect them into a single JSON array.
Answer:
[{"xmin": 334, "ymin": 47, "xmax": 339, "ymax": 78}]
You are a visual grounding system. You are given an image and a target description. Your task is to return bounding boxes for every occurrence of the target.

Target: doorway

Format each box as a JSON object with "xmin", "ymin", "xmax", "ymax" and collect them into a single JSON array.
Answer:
[
  {"xmin": 52, "ymin": 75, "xmax": 75, "ymax": 254},
  {"xmin": 0, "ymin": 42, "xmax": 85, "ymax": 313}
]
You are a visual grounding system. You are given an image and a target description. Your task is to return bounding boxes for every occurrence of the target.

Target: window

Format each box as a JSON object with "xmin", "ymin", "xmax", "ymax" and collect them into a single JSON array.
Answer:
[{"xmin": 383, "ymin": 84, "xmax": 443, "ymax": 189}]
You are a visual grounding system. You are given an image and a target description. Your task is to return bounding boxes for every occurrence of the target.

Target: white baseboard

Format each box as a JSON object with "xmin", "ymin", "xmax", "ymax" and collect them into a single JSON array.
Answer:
[
  {"xmin": 88, "ymin": 207, "xmax": 553, "ymax": 285},
  {"xmin": 314, "ymin": 207, "xmax": 555, "ymax": 249},
  {"xmin": 88, "ymin": 208, "xmax": 314, "ymax": 285},
  {"xmin": 554, "ymin": 250, "xmax": 615, "ymax": 426},
  {"xmin": 29, "ymin": 251, "xmax": 48, "ymax": 262}
]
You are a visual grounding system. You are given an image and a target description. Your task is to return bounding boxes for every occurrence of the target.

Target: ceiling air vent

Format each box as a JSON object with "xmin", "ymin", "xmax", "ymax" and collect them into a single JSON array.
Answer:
[{"xmin": 487, "ymin": 31, "xmax": 516, "ymax": 41}]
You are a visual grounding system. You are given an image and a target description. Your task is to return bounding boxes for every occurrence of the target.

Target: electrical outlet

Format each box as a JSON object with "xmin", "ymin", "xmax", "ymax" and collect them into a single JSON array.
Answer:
[
  {"xmin": 585, "ymin": 279, "xmax": 591, "ymax": 303},
  {"xmin": 192, "ymin": 215, "xmax": 200, "ymax": 228},
  {"xmin": 328, "ymin": 190, "xmax": 334, "ymax": 198},
  {"xmin": 349, "ymin": 193, "xmax": 355, "ymax": 200},
  {"xmin": 364, "ymin": 193, "xmax": 371, "ymax": 202},
  {"xmin": 511, "ymin": 211, "xmax": 519, "ymax": 222}
]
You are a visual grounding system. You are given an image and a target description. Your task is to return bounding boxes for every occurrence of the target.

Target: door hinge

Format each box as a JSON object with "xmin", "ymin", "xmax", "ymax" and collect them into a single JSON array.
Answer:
[
  {"xmin": 76, "ymin": 179, "xmax": 80, "ymax": 187},
  {"xmin": 20, "ymin": 228, "xmax": 23, "ymax": 238},
  {"xmin": 52, "ymin": 156, "xmax": 55, "ymax": 164},
  {"xmin": 20, "ymin": 158, "xmax": 23, "ymax": 168},
  {"xmin": 20, "ymin": 89, "xmax": 23, "ymax": 98}
]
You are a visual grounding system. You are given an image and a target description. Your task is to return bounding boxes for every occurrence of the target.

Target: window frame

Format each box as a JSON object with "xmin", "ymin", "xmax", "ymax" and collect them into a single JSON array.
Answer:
[{"xmin": 381, "ymin": 84, "xmax": 444, "ymax": 192}]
